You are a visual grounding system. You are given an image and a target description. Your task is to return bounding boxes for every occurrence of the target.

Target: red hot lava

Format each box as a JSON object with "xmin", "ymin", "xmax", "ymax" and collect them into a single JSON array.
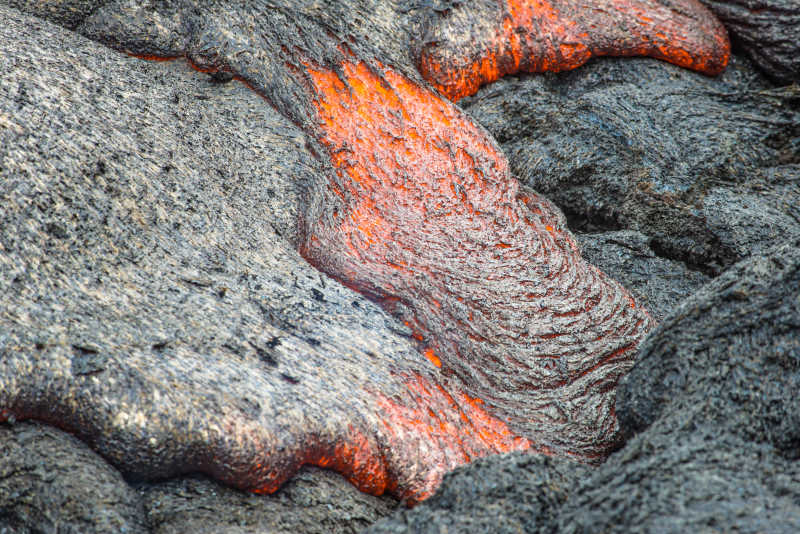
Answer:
[{"xmin": 419, "ymin": 0, "xmax": 731, "ymax": 101}]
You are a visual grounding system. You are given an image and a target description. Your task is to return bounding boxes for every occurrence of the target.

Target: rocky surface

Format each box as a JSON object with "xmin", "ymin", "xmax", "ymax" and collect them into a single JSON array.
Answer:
[
  {"xmin": 0, "ymin": 4, "xmax": 401, "ymax": 531},
  {"xmin": 2, "ymin": 0, "xmax": 799, "ymax": 532},
  {"xmin": 371, "ymin": 238, "xmax": 800, "ymax": 533},
  {"xmin": 701, "ymin": 0, "xmax": 800, "ymax": 84},
  {"xmin": 0, "ymin": 422, "xmax": 147, "ymax": 533},
  {"xmin": 575, "ymin": 231, "xmax": 710, "ymax": 323},
  {"xmin": 462, "ymin": 57, "xmax": 800, "ymax": 274}
]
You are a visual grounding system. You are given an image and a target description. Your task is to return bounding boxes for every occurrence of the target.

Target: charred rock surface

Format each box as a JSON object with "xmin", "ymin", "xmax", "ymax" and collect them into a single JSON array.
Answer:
[
  {"xmin": 3, "ymin": 0, "xmax": 109, "ymax": 29},
  {"xmin": 575, "ymin": 231, "xmax": 710, "ymax": 323},
  {"xmin": 138, "ymin": 469, "xmax": 397, "ymax": 534},
  {"xmin": 617, "ymin": 237, "xmax": 800, "ymax": 454},
  {"xmin": 416, "ymin": 0, "xmax": 730, "ymax": 101},
  {"xmin": 369, "ymin": 238, "xmax": 800, "ymax": 533},
  {"xmin": 366, "ymin": 453, "xmax": 588, "ymax": 534},
  {"xmin": 700, "ymin": 0, "xmax": 800, "ymax": 84},
  {"xmin": 0, "ymin": 423, "xmax": 397, "ymax": 534},
  {"xmin": 0, "ymin": 422, "xmax": 147, "ymax": 533},
  {"xmin": 1, "ymin": 0, "xmax": 653, "ymax": 508},
  {"xmin": 463, "ymin": 56, "xmax": 800, "ymax": 273}
]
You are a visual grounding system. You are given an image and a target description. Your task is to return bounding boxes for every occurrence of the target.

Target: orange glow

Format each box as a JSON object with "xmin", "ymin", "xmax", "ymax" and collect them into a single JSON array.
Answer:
[
  {"xmin": 423, "ymin": 348, "xmax": 442, "ymax": 368},
  {"xmin": 375, "ymin": 373, "xmax": 535, "ymax": 504},
  {"xmin": 419, "ymin": 0, "xmax": 731, "ymax": 101}
]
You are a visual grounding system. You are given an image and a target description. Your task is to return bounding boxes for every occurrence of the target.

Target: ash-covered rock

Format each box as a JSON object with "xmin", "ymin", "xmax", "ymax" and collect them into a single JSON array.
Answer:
[
  {"xmin": 139, "ymin": 469, "xmax": 397, "ymax": 534},
  {"xmin": 617, "ymin": 237, "xmax": 800, "ymax": 454},
  {"xmin": 701, "ymin": 0, "xmax": 800, "ymax": 84},
  {"xmin": 370, "ymin": 238, "xmax": 800, "ymax": 533},
  {"xmin": 0, "ymin": 4, "xmax": 401, "ymax": 531},
  {"xmin": 2, "ymin": 0, "xmax": 108, "ymax": 29},
  {"xmin": 462, "ymin": 56, "xmax": 800, "ymax": 273}
]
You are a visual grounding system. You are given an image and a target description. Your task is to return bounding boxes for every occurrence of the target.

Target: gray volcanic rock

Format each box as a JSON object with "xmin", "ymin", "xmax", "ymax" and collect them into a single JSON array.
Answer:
[
  {"xmin": 370, "ymin": 238, "xmax": 800, "ymax": 533},
  {"xmin": 0, "ymin": 3, "xmax": 400, "ymax": 530},
  {"xmin": 0, "ymin": 422, "xmax": 397, "ymax": 534},
  {"xmin": 575, "ymin": 231, "xmax": 710, "ymax": 323},
  {"xmin": 139, "ymin": 469, "xmax": 397, "ymax": 534},
  {"xmin": 557, "ymin": 429, "xmax": 800, "ymax": 533},
  {"xmin": 3, "ymin": 0, "xmax": 108, "ymax": 29},
  {"xmin": 0, "ymin": 422, "xmax": 147, "ymax": 533},
  {"xmin": 462, "ymin": 56, "xmax": 800, "ymax": 273},
  {"xmin": 701, "ymin": 0, "xmax": 800, "ymax": 84},
  {"xmin": 617, "ymin": 237, "xmax": 800, "ymax": 455},
  {"xmin": 366, "ymin": 453, "xmax": 588, "ymax": 534}
]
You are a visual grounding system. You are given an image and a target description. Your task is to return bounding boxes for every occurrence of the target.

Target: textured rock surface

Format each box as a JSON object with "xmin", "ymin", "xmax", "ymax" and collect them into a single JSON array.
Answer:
[
  {"xmin": 463, "ymin": 57, "xmax": 800, "ymax": 273},
  {"xmin": 617, "ymin": 237, "xmax": 800, "ymax": 454},
  {"xmin": 2, "ymin": 0, "xmax": 799, "ymax": 531},
  {"xmin": 0, "ymin": 4, "xmax": 400, "ymax": 530},
  {"xmin": 0, "ymin": 422, "xmax": 397, "ymax": 534},
  {"xmin": 366, "ymin": 453, "xmax": 588, "ymax": 534},
  {"xmin": 0, "ymin": 422, "xmax": 147, "ymax": 533},
  {"xmin": 701, "ymin": 0, "xmax": 800, "ymax": 84},
  {"xmin": 139, "ymin": 468, "xmax": 397, "ymax": 534},
  {"xmin": 575, "ymin": 231, "xmax": 710, "ymax": 323},
  {"xmin": 1, "ymin": 0, "xmax": 655, "ymax": 507},
  {"xmin": 417, "ymin": 0, "xmax": 730, "ymax": 101},
  {"xmin": 370, "ymin": 239, "xmax": 800, "ymax": 532}
]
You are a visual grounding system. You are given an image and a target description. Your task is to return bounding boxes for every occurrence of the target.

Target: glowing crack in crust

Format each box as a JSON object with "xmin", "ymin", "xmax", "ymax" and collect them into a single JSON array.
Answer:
[{"xmin": 419, "ymin": 0, "xmax": 731, "ymax": 101}]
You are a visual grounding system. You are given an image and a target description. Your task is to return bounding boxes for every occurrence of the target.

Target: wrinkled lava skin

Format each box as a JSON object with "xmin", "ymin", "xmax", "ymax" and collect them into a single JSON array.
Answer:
[
  {"xmin": 2, "ymin": 0, "xmax": 726, "ymax": 505},
  {"xmin": 419, "ymin": 0, "xmax": 731, "ymax": 101},
  {"xmin": 298, "ymin": 58, "xmax": 652, "ymax": 486}
]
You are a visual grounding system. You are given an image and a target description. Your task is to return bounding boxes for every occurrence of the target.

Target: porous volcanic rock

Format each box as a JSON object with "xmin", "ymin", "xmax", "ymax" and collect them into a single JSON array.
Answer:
[
  {"xmin": 1, "ymin": 0, "xmax": 656, "ymax": 507},
  {"xmin": 0, "ymin": 422, "xmax": 397, "ymax": 533},
  {"xmin": 138, "ymin": 468, "xmax": 397, "ymax": 534},
  {"xmin": 366, "ymin": 453, "xmax": 588, "ymax": 534},
  {"xmin": 701, "ymin": 0, "xmax": 800, "ymax": 84},
  {"xmin": 370, "ymin": 238, "xmax": 800, "ymax": 533},
  {"xmin": 462, "ymin": 56, "xmax": 800, "ymax": 273},
  {"xmin": 0, "ymin": 422, "xmax": 147, "ymax": 532},
  {"xmin": 617, "ymin": 237, "xmax": 800, "ymax": 455},
  {"xmin": 0, "ymin": 4, "xmax": 398, "ymax": 530},
  {"xmin": 3, "ymin": 0, "xmax": 108, "ymax": 29}
]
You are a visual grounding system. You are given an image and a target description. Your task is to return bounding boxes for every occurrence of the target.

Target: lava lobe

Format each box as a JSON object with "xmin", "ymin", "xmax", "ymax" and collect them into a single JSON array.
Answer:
[
  {"xmin": 418, "ymin": 0, "xmax": 731, "ymax": 101},
  {"xmin": 297, "ymin": 56, "xmax": 652, "ymax": 500}
]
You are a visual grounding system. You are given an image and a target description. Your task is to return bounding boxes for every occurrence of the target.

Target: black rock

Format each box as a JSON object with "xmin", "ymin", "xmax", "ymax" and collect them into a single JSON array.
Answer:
[
  {"xmin": 575, "ymin": 230, "xmax": 710, "ymax": 323},
  {"xmin": 366, "ymin": 453, "xmax": 588, "ymax": 534},
  {"xmin": 462, "ymin": 57, "xmax": 800, "ymax": 274},
  {"xmin": 701, "ymin": 0, "xmax": 800, "ymax": 84}
]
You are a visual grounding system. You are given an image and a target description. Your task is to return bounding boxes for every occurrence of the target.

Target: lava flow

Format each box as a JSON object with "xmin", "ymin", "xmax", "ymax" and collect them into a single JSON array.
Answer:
[
  {"xmin": 297, "ymin": 56, "xmax": 652, "ymax": 501},
  {"xmin": 419, "ymin": 0, "xmax": 731, "ymax": 101}
]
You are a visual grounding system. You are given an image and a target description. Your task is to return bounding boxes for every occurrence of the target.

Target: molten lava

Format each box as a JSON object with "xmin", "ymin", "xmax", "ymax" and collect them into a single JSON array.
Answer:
[{"xmin": 419, "ymin": 0, "xmax": 731, "ymax": 101}]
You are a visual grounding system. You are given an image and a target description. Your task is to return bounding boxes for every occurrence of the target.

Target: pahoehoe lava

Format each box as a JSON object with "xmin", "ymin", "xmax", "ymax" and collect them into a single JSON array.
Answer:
[
  {"xmin": 0, "ymin": 0, "xmax": 734, "ymax": 504},
  {"xmin": 419, "ymin": 0, "xmax": 730, "ymax": 101}
]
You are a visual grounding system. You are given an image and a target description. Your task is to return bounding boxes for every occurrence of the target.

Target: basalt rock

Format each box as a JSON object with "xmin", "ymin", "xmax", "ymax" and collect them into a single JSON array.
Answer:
[
  {"xmin": 462, "ymin": 57, "xmax": 800, "ymax": 273},
  {"xmin": 366, "ymin": 453, "xmax": 588, "ymax": 534},
  {"xmin": 575, "ymin": 231, "xmax": 710, "ymax": 323},
  {"xmin": 369, "ymin": 237, "xmax": 800, "ymax": 533},
  {"xmin": 617, "ymin": 237, "xmax": 800, "ymax": 454},
  {"xmin": 0, "ymin": 0, "xmax": 654, "ymax": 507},
  {"xmin": 138, "ymin": 468, "xmax": 397, "ymax": 534},
  {"xmin": 0, "ymin": 422, "xmax": 147, "ymax": 532},
  {"xmin": 700, "ymin": 0, "xmax": 800, "ymax": 84},
  {"xmin": 0, "ymin": 422, "xmax": 397, "ymax": 534}
]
